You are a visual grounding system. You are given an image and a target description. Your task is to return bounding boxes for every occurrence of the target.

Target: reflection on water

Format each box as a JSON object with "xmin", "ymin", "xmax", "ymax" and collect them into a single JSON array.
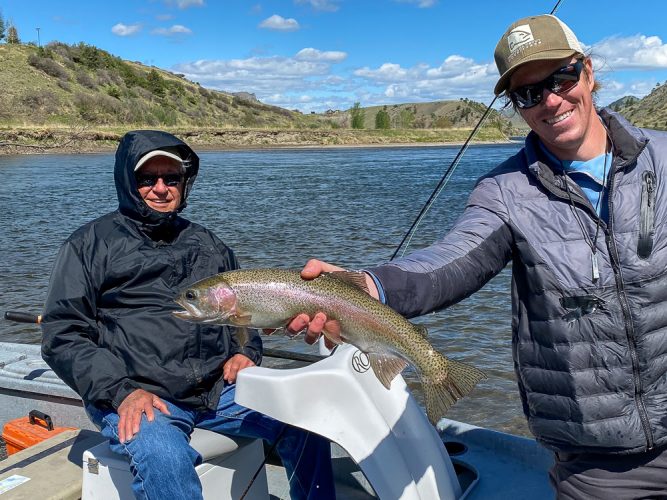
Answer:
[{"xmin": 0, "ymin": 144, "xmax": 529, "ymax": 435}]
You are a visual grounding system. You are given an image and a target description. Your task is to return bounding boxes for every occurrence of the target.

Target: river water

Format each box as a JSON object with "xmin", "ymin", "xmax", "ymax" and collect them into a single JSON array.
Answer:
[{"xmin": 0, "ymin": 143, "xmax": 530, "ymax": 436}]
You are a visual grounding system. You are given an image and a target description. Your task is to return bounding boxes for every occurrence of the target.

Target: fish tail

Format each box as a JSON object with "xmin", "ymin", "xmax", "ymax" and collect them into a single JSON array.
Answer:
[{"xmin": 422, "ymin": 359, "xmax": 487, "ymax": 426}]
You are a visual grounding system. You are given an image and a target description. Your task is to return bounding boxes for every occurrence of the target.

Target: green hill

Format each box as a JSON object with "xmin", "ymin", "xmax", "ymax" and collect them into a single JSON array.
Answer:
[
  {"xmin": 325, "ymin": 100, "xmax": 514, "ymax": 135},
  {"xmin": 0, "ymin": 42, "xmax": 314, "ymax": 129},
  {"xmin": 612, "ymin": 84, "xmax": 667, "ymax": 130}
]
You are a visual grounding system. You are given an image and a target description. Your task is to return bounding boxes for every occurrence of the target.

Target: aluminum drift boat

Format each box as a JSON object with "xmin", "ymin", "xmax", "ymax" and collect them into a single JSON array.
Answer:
[{"xmin": 0, "ymin": 341, "xmax": 553, "ymax": 499}]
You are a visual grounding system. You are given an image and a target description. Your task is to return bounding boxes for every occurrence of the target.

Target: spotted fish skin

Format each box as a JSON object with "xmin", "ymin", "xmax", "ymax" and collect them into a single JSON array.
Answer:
[{"xmin": 174, "ymin": 268, "xmax": 486, "ymax": 425}]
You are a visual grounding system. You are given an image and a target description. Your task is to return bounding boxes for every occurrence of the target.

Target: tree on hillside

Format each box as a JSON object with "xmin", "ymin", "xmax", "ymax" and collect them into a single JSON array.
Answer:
[
  {"xmin": 375, "ymin": 106, "xmax": 390, "ymax": 129},
  {"xmin": 397, "ymin": 108, "xmax": 415, "ymax": 129},
  {"xmin": 146, "ymin": 69, "xmax": 167, "ymax": 97},
  {"xmin": 6, "ymin": 24, "xmax": 19, "ymax": 44},
  {"xmin": 351, "ymin": 102, "xmax": 365, "ymax": 129},
  {"xmin": 0, "ymin": 11, "xmax": 6, "ymax": 42}
]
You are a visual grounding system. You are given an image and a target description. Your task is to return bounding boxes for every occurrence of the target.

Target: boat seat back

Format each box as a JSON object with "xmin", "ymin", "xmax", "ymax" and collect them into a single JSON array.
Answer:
[{"xmin": 235, "ymin": 343, "xmax": 462, "ymax": 500}]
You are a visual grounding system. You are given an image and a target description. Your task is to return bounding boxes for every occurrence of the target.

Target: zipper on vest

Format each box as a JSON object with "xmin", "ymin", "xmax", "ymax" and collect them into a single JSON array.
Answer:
[
  {"xmin": 638, "ymin": 170, "xmax": 656, "ymax": 259},
  {"xmin": 606, "ymin": 166, "xmax": 655, "ymax": 450}
]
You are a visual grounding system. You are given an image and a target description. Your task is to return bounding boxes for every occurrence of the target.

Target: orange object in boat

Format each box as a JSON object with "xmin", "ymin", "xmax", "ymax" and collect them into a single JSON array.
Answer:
[{"xmin": 2, "ymin": 410, "xmax": 76, "ymax": 455}]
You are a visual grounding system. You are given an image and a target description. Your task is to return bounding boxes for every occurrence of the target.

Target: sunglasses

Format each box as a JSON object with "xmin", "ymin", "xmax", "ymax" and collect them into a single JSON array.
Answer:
[
  {"xmin": 509, "ymin": 59, "xmax": 585, "ymax": 109},
  {"xmin": 136, "ymin": 173, "xmax": 184, "ymax": 188}
]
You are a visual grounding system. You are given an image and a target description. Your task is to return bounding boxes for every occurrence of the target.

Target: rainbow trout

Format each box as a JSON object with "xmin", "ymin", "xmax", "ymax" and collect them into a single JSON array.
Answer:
[{"xmin": 173, "ymin": 268, "xmax": 486, "ymax": 425}]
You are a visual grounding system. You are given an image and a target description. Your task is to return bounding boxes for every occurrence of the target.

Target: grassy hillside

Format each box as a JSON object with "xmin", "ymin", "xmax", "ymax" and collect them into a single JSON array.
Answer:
[
  {"xmin": 326, "ymin": 100, "xmax": 514, "ymax": 134},
  {"xmin": 613, "ymin": 84, "xmax": 667, "ymax": 129},
  {"xmin": 0, "ymin": 42, "xmax": 318, "ymax": 129}
]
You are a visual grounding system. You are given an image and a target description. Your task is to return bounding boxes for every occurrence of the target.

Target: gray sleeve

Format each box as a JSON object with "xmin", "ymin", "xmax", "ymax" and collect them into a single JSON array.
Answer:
[{"xmin": 368, "ymin": 175, "xmax": 513, "ymax": 318}]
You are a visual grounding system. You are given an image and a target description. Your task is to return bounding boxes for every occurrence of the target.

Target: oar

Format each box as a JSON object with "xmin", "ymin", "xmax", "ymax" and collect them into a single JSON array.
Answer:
[{"xmin": 4, "ymin": 311, "xmax": 41, "ymax": 324}]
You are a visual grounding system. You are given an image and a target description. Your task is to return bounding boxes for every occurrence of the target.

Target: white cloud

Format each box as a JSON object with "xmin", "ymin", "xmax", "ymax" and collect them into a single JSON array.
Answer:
[
  {"xmin": 296, "ymin": 48, "xmax": 347, "ymax": 63},
  {"xmin": 111, "ymin": 23, "xmax": 141, "ymax": 36},
  {"xmin": 592, "ymin": 34, "xmax": 667, "ymax": 70},
  {"xmin": 156, "ymin": 14, "xmax": 174, "ymax": 21},
  {"xmin": 394, "ymin": 0, "xmax": 437, "ymax": 8},
  {"xmin": 171, "ymin": 48, "xmax": 346, "ymax": 108},
  {"xmin": 295, "ymin": 0, "xmax": 340, "ymax": 12},
  {"xmin": 259, "ymin": 15, "xmax": 300, "ymax": 31},
  {"xmin": 175, "ymin": 0, "xmax": 204, "ymax": 9},
  {"xmin": 152, "ymin": 25, "xmax": 193, "ymax": 36},
  {"xmin": 354, "ymin": 56, "xmax": 498, "ymax": 103},
  {"xmin": 596, "ymin": 77, "xmax": 664, "ymax": 106}
]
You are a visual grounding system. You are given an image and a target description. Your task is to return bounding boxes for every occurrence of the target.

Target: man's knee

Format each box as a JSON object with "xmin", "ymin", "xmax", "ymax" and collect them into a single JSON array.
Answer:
[{"xmin": 114, "ymin": 414, "xmax": 200, "ymax": 470}]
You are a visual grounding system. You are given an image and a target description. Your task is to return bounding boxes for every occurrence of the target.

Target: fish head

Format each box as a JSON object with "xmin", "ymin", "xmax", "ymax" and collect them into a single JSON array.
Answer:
[{"xmin": 173, "ymin": 279, "xmax": 238, "ymax": 324}]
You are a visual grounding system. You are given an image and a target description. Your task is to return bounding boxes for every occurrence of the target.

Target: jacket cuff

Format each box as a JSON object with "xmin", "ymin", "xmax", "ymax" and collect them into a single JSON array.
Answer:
[
  {"xmin": 111, "ymin": 380, "xmax": 140, "ymax": 410},
  {"xmin": 241, "ymin": 345, "xmax": 262, "ymax": 365}
]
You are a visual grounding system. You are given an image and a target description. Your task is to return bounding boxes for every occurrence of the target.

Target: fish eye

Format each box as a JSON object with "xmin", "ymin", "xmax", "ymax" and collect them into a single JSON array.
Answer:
[{"xmin": 185, "ymin": 290, "xmax": 197, "ymax": 300}]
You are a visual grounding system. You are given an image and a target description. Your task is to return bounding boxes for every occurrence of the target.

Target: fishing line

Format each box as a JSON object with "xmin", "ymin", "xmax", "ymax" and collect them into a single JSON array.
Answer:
[
  {"xmin": 239, "ymin": 426, "xmax": 288, "ymax": 500},
  {"xmin": 390, "ymin": 0, "xmax": 565, "ymax": 261}
]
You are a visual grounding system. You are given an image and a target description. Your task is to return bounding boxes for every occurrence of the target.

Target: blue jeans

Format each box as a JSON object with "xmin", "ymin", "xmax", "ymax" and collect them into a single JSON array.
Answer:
[{"xmin": 86, "ymin": 385, "xmax": 335, "ymax": 500}]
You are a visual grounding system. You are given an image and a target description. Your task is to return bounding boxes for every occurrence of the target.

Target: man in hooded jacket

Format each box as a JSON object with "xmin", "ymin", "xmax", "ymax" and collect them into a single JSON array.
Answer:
[{"xmin": 41, "ymin": 130, "xmax": 334, "ymax": 500}]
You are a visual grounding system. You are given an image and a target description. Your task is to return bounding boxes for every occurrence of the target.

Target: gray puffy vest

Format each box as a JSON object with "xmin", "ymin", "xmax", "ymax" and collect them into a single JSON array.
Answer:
[{"xmin": 371, "ymin": 109, "xmax": 667, "ymax": 454}]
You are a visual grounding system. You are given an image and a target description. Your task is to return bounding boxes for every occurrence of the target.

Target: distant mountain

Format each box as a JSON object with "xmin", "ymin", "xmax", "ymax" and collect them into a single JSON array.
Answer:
[
  {"xmin": 611, "ymin": 84, "xmax": 667, "ymax": 130},
  {"xmin": 324, "ymin": 100, "xmax": 516, "ymax": 134},
  {"xmin": 607, "ymin": 95, "xmax": 640, "ymax": 111}
]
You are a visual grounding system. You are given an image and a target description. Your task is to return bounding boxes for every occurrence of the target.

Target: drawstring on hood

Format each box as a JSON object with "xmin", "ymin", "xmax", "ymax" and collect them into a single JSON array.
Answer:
[{"xmin": 114, "ymin": 130, "xmax": 200, "ymax": 236}]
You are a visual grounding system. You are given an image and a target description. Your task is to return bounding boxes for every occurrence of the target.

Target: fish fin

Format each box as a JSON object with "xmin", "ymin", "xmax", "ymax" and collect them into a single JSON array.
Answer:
[
  {"xmin": 327, "ymin": 271, "xmax": 370, "ymax": 294},
  {"xmin": 422, "ymin": 359, "xmax": 487, "ymax": 426},
  {"xmin": 410, "ymin": 323, "xmax": 428, "ymax": 338},
  {"xmin": 231, "ymin": 314, "xmax": 253, "ymax": 326},
  {"xmin": 368, "ymin": 353, "xmax": 408, "ymax": 389},
  {"xmin": 321, "ymin": 329, "xmax": 343, "ymax": 346},
  {"xmin": 234, "ymin": 326, "xmax": 250, "ymax": 348}
]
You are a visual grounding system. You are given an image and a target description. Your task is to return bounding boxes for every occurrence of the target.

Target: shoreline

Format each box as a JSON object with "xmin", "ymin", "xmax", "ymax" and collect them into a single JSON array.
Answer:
[{"xmin": 0, "ymin": 127, "xmax": 522, "ymax": 156}]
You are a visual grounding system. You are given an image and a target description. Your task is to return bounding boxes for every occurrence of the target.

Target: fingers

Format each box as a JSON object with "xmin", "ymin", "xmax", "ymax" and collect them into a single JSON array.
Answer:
[
  {"xmin": 152, "ymin": 395, "xmax": 170, "ymax": 415},
  {"xmin": 287, "ymin": 313, "xmax": 310, "ymax": 335},
  {"xmin": 223, "ymin": 354, "xmax": 256, "ymax": 383},
  {"xmin": 304, "ymin": 312, "xmax": 327, "ymax": 345},
  {"xmin": 301, "ymin": 259, "xmax": 344, "ymax": 280},
  {"xmin": 117, "ymin": 389, "xmax": 168, "ymax": 442},
  {"xmin": 301, "ymin": 259, "xmax": 325, "ymax": 280}
]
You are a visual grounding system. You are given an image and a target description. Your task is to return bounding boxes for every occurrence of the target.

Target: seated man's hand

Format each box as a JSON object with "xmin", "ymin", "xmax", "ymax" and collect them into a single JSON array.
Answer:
[
  {"xmin": 223, "ymin": 353, "xmax": 256, "ymax": 383},
  {"xmin": 117, "ymin": 388, "xmax": 170, "ymax": 443}
]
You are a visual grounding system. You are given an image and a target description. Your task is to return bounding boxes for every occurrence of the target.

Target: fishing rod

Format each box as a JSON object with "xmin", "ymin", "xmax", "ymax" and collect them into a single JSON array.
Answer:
[{"xmin": 390, "ymin": 0, "xmax": 565, "ymax": 261}]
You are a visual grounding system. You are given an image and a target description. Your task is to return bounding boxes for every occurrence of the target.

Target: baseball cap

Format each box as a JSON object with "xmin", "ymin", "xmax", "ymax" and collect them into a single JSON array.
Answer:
[
  {"xmin": 134, "ymin": 149, "xmax": 185, "ymax": 172},
  {"xmin": 494, "ymin": 14, "xmax": 584, "ymax": 96}
]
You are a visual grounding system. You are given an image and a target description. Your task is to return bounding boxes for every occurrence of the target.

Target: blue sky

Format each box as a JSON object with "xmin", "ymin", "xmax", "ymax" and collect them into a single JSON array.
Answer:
[{"xmin": 4, "ymin": 0, "xmax": 667, "ymax": 112}]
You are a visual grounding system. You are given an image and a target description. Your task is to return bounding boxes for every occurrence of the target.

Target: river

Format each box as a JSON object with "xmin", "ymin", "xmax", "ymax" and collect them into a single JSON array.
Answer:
[{"xmin": 0, "ymin": 143, "xmax": 530, "ymax": 436}]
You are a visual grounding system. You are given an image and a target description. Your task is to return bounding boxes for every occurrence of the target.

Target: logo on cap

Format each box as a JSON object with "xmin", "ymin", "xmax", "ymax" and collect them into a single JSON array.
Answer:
[{"xmin": 507, "ymin": 24, "xmax": 541, "ymax": 62}]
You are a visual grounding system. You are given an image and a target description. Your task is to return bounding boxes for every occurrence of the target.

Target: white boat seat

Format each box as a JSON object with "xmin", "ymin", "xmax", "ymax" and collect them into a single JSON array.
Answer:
[
  {"xmin": 235, "ymin": 343, "xmax": 462, "ymax": 500},
  {"xmin": 81, "ymin": 428, "xmax": 269, "ymax": 499},
  {"xmin": 189, "ymin": 427, "xmax": 251, "ymax": 461}
]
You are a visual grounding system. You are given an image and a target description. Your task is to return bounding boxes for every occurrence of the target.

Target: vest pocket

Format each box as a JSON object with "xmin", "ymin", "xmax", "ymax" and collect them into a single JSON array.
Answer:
[{"xmin": 638, "ymin": 170, "xmax": 656, "ymax": 259}]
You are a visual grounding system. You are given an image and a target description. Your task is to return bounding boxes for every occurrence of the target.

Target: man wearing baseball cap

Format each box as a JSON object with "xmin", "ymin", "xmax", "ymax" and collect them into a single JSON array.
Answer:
[
  {"xmin": 42, "ymin": 130, "xmax": 335, "ymax": 499},
  {"xmin": 288, "ymin": 14, "xmax": 667, "ymax": 499}
]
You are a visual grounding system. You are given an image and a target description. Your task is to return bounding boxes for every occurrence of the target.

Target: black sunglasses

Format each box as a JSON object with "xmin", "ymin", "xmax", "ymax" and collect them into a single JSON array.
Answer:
[
  {"xmin": 136, "ymin": 173, "xmax": 184, "ymax": 188},
  {"xmin": 509, "ymin": 59, "xmax": 585, "ymax": 109}
]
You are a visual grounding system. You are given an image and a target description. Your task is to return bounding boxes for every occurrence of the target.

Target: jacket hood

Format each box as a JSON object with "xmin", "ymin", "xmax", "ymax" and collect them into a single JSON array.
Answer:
[{"xmin": 114, "ymin": 130, "xmax": 199, "ymax": 231}]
